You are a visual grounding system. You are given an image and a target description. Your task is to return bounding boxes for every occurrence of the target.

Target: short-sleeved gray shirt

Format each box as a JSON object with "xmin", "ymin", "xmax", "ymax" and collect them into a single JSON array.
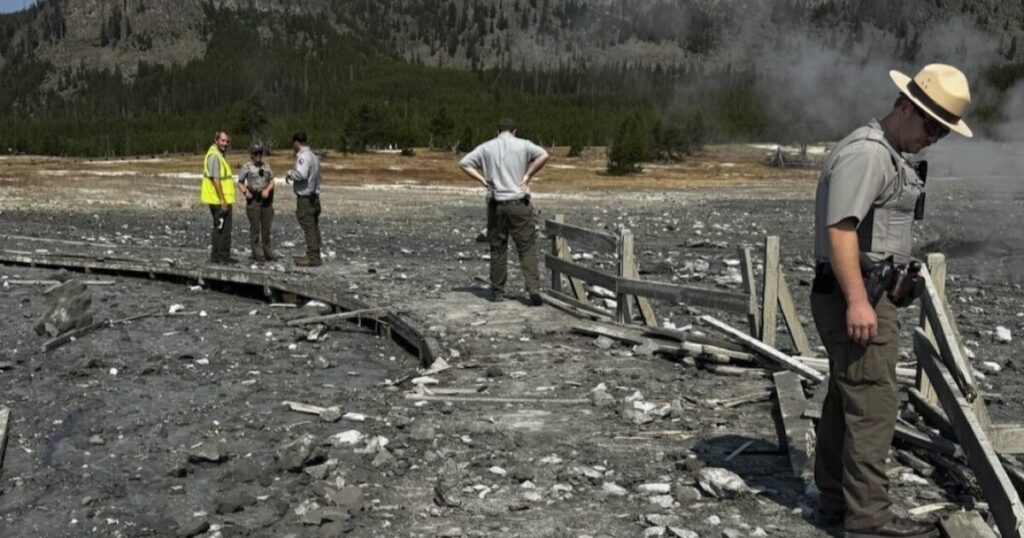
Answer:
[
  {"xmin": 207, "ymin": 154, "xmax": 225, "ymax": 181},
  {"xmin": 290, "ymin": 146, "xmax": 321, "ymax": 196},
  {"xmin": 814, "ymin": 120, "xmax": 901, "ymax": 263},
  {"xmin": 238, "ymin": 161, "xmax": 273, "ymax": 192},
  {"xmin": 459, "ymin": 132, "xmax": 548, "ymax": 201}
]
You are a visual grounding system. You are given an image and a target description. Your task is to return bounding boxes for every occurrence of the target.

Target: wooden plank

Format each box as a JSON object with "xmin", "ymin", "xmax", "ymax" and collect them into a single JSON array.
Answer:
[
  {"xmin": 939, "ymin": 511, "xmax": 998, "ymax": 538},
  {"xmin": 571, "ymin": 322, "xmax": 681, "ymax": 354},
  {"xmin": 700, "ymin": 315, "xmax": 826, "ymax": 383},
  {"xmin": 626, "ymin": 260, "xmax": 658, "ymax": 328},
  {"xmin": 550, "ymin": 214, "xmax": 564, "ymax": 295},
  {"xmin": 0, "ymin": 408, "xmax": 9, "ymax": 473},
  {"xmin": 285, "ymin": 307, "xmax": 389, "ymax": 326},
  {"xmin": 761, "ymin": 236, "xmax": 780, "ymax": 347},
  {"xmin": 894, "ymin": 419, "xmax": 960, "ymax": 457},
  {"xmin": 543, "ymin": 289, "xmax": 613, "ymax": 318},
  {"xmin": 920, "ymin": 267, "xmax": 980, "ymax": 403},
  {"xmin": 739, "ymin": 247, "xmax": 761, "ymax": 339},
  {"xmin": 544, "ymin": 219, "xmax": 618, "ymax": 252},
  {"xmin": 543, "ymin": 253, "xmax": 618, "ymax": 290},
  {"xmin": 803, "ymin": 376, "xmax": 829, "ymax": 420},
  {"xmin": 773, "ymin": 371, "xmax": 814, "ymax": 479},
  {"xmin": 551, "ymin": 215, "xmax": 588, "ymax": 300},
  {"xmin": 616, "ymin": 230, "xmax": 636, "ymax": 324},
  {"xmin": 616, "ymin": 278, "xmax": 749, "ymax": 315},
  {"xmin": 918, "ymin": 253, "xmax": 945, "ymax": 407},
  {"xmin": 404, "ymin": 394, "xmax": 589, "ymax": 404},
  {"xmin": 777, "ymin": 269, "xmax": 813, "ymax": 356},
  {"xmin": 908, "ymin": 387, "xmax": 956, "ymax": 442},
  {"xmin": 990, "ymin": 424, "xmax": 1024, "ymax": 455},
  {"xmin": 915, "ymin": 328, "xmax": 1024, "ymax": 538}
]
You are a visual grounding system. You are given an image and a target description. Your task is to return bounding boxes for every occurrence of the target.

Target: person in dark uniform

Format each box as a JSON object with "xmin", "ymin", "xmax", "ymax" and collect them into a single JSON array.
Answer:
[{"xmin": 237, "ymin": 144, "xmax": 276, "ymax": 262}]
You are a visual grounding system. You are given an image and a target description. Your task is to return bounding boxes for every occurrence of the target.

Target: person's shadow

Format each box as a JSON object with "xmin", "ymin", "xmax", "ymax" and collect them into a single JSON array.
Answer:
[{"xmin": 691, "ymin": 431, "xmax": 843, "ymax": 537}]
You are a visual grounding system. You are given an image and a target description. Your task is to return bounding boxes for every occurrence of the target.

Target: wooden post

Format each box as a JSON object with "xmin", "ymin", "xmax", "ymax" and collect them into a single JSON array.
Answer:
[
  {"xmin": 920, "ymin": 266, "xmax": 982, "ymax": 405},
  {"xmin": 777, "ymin": 269, "xmax": 813, "ymax": 356},
  {"xmin": 622, "ymin": 238, "xmax": 657, "ymax": 327},
  {"xmin": 550, "ymin": 216, "xmax": 563, "ymax": 295},
  {"xmin": 0, "ymin": 408, "xmax": 9, "ymax": 473},
  {"xmin": 552, "ymin": 215, "xmax": 587, "ymax": 301},
  {"xmin": 617, "ymin": 230, "xmax": 636, "ymax": 324},
  {"xmin": 739, "ymin": 247, "xmax": 761, "ymax": 339},
  {"xmin": 761, "ymin": 236, "xmax": 780, "ymax": 347}
]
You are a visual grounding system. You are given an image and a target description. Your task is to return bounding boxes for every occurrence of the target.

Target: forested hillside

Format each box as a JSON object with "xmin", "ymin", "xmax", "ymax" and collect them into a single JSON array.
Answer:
[{"xmin": 1, "ymin": 0, "xmax": 1022, "ymax": 156}]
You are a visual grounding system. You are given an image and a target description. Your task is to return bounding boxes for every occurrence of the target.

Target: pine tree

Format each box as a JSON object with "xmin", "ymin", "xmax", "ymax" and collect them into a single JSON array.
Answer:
[{"xmin": 607, "ymin": 114, "xmax": 650, "ymax": 175}]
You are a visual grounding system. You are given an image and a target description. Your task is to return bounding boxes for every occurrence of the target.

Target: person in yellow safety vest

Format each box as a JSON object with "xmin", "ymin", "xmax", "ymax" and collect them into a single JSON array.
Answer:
[{"xmin": 201, "ymin": 131, "xmax": 238, "ymax": 264}]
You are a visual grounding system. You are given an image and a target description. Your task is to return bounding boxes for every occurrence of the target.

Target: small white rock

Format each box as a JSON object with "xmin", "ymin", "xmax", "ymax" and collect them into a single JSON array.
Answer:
[
  {"xmin": 636, "ymin": 483, "xmax": 672, "ymax": 494},
  {"xmin": 995, "ymin": 326, "xmax": 1012, "ymax": 344},
  {"xmin": 601, "ymin": 482, "xmax": 628, "ymax": 496}
]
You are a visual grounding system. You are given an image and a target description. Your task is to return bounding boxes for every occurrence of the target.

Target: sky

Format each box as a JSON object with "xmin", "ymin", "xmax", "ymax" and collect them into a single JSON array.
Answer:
[{"xmin": 0, "ymin": 0, "xmax": 36, "ymax": 14}]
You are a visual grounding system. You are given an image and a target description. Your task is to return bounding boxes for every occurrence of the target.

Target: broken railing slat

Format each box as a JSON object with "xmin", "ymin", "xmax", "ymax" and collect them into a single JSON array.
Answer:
[
  {"xmin": 739, "ymin": 247, "xmax": 761, "ymax": 339},
  {"xmin": 699, "ymin": 315, "xmax": 826, "ymax": 383},
  {"xmin": 616, "ymin": 278, "xmax": 750, "ymax": 315},
  {"xmin": 543, "ymin": 253, "xmax": 618, "ymax": 290},
  {"xmin": 773, "ymin": 371, "xmax": 814, "ymax": 479},
  {"xmin": 286, "ymin": 308, "xmax": 389, "ymax": 326},
  {"xmin": 544, "ymin": 219, "xmax": 618, "ymax": 252},
  {"xmin": 777, "ymin": 269, "xmax": 813, "ymax": 356},
  {"xmin": 939, "ymin": 511, "xmax": 999, "ymax": 538},
  {"xmin": 915, "ymin": 328, "xmax": 1024, "ymax": 538}
]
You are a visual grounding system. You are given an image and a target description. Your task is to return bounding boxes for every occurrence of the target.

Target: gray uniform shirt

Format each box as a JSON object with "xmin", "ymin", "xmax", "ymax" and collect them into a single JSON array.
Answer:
[
  {"xmin": 459, "ymin": 132, "xmax": 547, "ymax": 201},
  {"xmin": 238, "ymin": 161, "xmax": 274, "ymax": 192},
  {"xmin": 290, "ymin": 146, "xmax": 321, "ymax": 196},
  {"xmin": 814, "ymin": 119, "xmax": 924, "ymax": 265},
  {"xmin": 206, "ymin": 153, "xmax": 227, "ymax": 180}
]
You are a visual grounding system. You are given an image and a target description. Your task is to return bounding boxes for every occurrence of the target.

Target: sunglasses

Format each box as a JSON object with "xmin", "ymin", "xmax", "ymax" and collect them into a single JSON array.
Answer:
[{"xmin": 912, "ymin": 104, "xmax": 950, "ymax": 139}]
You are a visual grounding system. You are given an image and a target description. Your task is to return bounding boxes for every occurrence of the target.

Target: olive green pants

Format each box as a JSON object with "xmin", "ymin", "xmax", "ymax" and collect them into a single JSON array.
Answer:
[
  {"xmin": 246, "ymin": 200, "xmax": 274, "ymax": 259},
  {"xmin": 208, "ymin": 204, "xmax": 233, "ymax": 262},
  {"xmin": 295, "ymin": 194, "xmax": 322, "ymax": 261},
  {"xmin": 811, "ymin": 288, "xmax": 900, "ymax": 530},
  {"xmin": 487, "ymin": 199, "xmax": 540, "ymax": 296}
]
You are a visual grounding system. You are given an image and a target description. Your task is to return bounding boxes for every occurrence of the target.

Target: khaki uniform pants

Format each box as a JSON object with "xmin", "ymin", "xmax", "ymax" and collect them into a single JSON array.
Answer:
[
  {"xmin": 246, "ymin": 199, "xmax": 274, "ymax": 259},
  {"xmin": 208, "ymin": 204, "xmax": 233, "ymax": 261},
  {"xmin": 811, "ymin": 287, "xmax": 900, "ymax": 530},
  {"xmin": 487, "ymin": 199, "xmax": 540, "ymax": 295},
  {"xmin": 295, "ymin": 195, "xmax": 322, "ymax": 261}
]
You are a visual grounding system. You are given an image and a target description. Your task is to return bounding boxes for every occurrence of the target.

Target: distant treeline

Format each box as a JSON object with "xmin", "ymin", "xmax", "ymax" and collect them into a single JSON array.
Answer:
[{"xmin": 0, "ymin": 5, "xmax": 1021, "ymax": 157}]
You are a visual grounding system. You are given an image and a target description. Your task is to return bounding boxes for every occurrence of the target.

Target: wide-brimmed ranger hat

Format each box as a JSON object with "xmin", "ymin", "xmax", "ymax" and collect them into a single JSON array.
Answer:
[{"xmin": 889, "ymin": 63, "xmax": 973, "ymax": 138}]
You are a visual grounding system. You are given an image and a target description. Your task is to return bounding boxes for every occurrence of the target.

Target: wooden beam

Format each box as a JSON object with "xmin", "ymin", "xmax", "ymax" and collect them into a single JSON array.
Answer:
[
  {"xmin": 920, "ymin": 267, "xmax": 981, "ymax": 403},
  {"xmin": 908, "ymin": 387, "xmax": 957, "ymax": 442},
  {"xmin": 939, "ymin": 511, "xmax": 998, "ymax": 538},
  {"xmin": 739, "ymin": 247, "xmax": 761, "ymax": 339},
  {"xmin": 616, "ymin": 278, "xmax": 749, "ymax": 315},
  {"xmin": 894, "ymin": 419, "xmax": 960, "ymax": 457},
  {"xmin": 616, "ymin": 229, "xmax": 636, "ymax": 324},
  {"xmin": 915, "ymin": 328, "xmax": 1024, "ymax": 538},
  {"xmin": 550, "ymin": 215, "xmax": 564, "ymax": 295},
  {"xmin": 774, "ymin": 371, "xmax": 814, "ymax": 479},
  {"xmin": 542, "ymin": 289, "xmax": 613, "ymax": 319},
  {"xmin": 544, "ymin": 219, "xmax": 618, "ymax": 252},
  {"xmin": 803, "ymin": 376, "xmax": 829, "ymax": 420},
  {"xmin": 777, "ymin": 269, "xmax": 813, "ymax": 356},
  {"xmin": 571, "ymin": 322, "xmax": 680, "ymax": 354},
  {"xmin": 285, "ymin": 307, "xmax": 389, "ymax": 326},
  {"xmin": 543, "ymin": 253, "xmax": 618, "ymax": 290},
  {"xmin": 761, "ymin": 236, "xmax": 780, "ymax": 347},
  {"xmin": 41, "ymin": 319, "xmax": 110, "ymax": 352},
  {"xmin": 700, "ymin": 315, "xmax": 826, "ymax": 383},
  {"xmin": 404, "ymin": 394, "xmax": 589, "ymax": 405},
  {"xmin": 550, "ymin": 215, "xmax": 588, "ymax": 301}
]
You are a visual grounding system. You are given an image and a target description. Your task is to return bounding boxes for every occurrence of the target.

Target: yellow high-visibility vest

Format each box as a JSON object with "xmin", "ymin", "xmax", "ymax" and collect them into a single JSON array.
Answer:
[{"xmin": 200, "ymin": 145, "xmax": 235, "ymax": 205}]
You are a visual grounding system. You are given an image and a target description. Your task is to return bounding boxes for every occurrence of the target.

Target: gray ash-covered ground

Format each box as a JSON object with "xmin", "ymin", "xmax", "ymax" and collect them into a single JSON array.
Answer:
[{"xmin": 2, "ymin": 169, "xmax": 1024, "ymax": 537}]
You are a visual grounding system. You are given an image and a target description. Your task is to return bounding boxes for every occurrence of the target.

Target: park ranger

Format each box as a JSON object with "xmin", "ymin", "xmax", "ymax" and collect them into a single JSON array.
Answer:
[
  {"xmin": 286, "ymin": 132, "xmax": 322, "ymax": 267},
  {"xmin": 811, "ymin": 64, "xmax": 973, "ymax": 538},
  {"xmin": 200, "ymin": 131, "xmax": 237, "ymax": 265},
  {"xmin": 459, "ymin": 118, "xmax": 549, "ymax": 306},
  {"xmin": 237, "ymin": 144, "xmax": 276, "ymax": 262}
]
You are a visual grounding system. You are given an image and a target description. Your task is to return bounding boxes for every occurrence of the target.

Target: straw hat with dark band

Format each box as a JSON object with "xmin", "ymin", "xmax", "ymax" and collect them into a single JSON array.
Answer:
[{"xmin": 889, "ymin": 63, "xmax": 973, "ymax": 138}]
